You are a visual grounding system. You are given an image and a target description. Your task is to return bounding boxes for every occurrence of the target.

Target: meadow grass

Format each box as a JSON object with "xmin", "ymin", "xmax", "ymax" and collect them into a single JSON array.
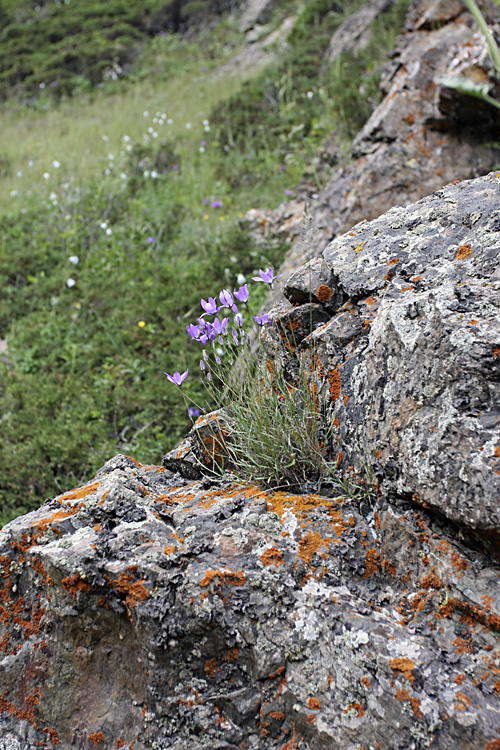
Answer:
[{"xmin": 0, "ymin": 0, "xmax": 410, "ymax": 525}]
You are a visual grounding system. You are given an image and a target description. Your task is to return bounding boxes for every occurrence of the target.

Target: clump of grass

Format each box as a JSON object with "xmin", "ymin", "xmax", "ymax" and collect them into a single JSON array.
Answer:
[{"xmin": 166, "ymin": 273, "xmax": 335, "ymax": 491}]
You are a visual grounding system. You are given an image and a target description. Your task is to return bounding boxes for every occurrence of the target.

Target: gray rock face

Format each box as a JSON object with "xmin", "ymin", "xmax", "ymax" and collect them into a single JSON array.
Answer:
[
  {"xmin": 283, "ymin": 171, "xmax": 500, "ymax": 543},
  {"xmin": 0, "ymin": 454, "xmax": 499, "ymax": 749}
]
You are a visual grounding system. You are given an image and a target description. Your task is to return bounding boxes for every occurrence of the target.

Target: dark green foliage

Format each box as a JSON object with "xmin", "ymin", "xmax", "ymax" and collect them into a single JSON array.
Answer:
[
  {"xmin": 211, "ymin": 0, "xmax": 410, "ymax": 150},
  {"xmin": 0, "ymin": 0, "xmax": 175, "ymax": 99}
]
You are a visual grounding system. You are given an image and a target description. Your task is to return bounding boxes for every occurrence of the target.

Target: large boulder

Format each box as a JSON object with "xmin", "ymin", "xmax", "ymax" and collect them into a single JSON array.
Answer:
[
  {"xmin": 0, "ymin": 453, "xmax": 499, "ymax": 749},
  {"xmin": 284, "ymin": 171, "xmax": 500, "ymax": 545}
]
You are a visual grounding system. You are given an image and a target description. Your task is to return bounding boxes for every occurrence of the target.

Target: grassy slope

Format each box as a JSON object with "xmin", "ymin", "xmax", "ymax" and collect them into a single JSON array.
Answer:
[{"xmin": 0, "ymin": 0, "xmax": 410, "ymax": 525}]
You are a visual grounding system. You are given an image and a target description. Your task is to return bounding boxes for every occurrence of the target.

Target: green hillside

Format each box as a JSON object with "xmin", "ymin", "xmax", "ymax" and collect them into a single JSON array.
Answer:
[{"xmin": 0, "ymin": 0, "xmax": 410, "ymax": 525}]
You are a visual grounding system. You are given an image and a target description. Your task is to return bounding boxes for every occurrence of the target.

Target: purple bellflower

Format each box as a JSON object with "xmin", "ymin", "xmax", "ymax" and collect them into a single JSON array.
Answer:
[
  {"xmin": 188, "ymin": 407, "xmax": 200, "ymax": 419},
  {"xmin": 252, "ymin": 268, "xmax": 283, "ymax": 287},
  {"xmin": 186, "ymin": 323, "xmax": 201, "ymax": 340},
  {"xmin": 164, "ymin": 369, "xmax": 189, "ymax": 386},
  {"xmin": 252, "ymin": 314, "xmax": 272, "ymax": 326},
  {"xmin": 219, "ymin": 289, "xmax": 238, "ymax": 313},
  {"xmin": 212, "ymin": 317, "xmax": 229, "ymax": 336},
  {"xmin": 201, "ymin": 297, "xmax": 218, "ymax": 316},
  {"xmin": 233, "ymin": 284, "xmax": 249, "ymax": 304}
]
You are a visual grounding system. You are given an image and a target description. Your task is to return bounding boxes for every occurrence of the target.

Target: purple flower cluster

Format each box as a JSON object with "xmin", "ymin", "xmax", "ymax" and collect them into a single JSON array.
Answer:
[{"xmin": 164, "ymin": 269, "xmax": 279, "ymax": 387}]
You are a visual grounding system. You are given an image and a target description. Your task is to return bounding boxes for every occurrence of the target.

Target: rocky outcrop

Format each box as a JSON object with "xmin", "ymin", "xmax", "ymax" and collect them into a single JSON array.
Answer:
[
  {"xmin": 1, "ymin": 173, "xmax": 499, "ymax": 750},
  {"xmin": 282, "ymin": 171, "xmax": 500, "ymax": 546},
  {"xmin": 246, "ymin": 0, "xmax": 500, "ymax": 272},
  {"xmin": 0, "ymin": 452, "xmax": 499, "ymax": 749}
]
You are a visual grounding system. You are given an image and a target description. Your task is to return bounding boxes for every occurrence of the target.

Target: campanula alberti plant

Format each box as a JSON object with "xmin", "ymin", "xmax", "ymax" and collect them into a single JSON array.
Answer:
[{"xmin": 164, "ymin": 269, "xmax": 333, "ymax": 491}]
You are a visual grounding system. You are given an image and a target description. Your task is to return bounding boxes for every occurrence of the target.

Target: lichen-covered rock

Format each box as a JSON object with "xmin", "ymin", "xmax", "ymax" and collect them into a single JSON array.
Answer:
[
  {"xmin": 1, "ymin": 455, "xmax": 499, "ymax": 748},
  {"xmin": 281, "ymin": 171, "xmax": 500, "ymax": 545},
  {"xmin": 162, "ymin": 410, "xmax": 235, "ymax": 479}
]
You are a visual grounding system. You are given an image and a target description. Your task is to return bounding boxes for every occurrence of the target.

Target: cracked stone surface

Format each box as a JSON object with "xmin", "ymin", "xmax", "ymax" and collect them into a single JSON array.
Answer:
[
  {"xmin": 0, "ymin": 454, "xmax": 499, "ymax": 749},
  {"xmin": 282, "ymin": 171, "xmax": 500, "ymax": 543}
]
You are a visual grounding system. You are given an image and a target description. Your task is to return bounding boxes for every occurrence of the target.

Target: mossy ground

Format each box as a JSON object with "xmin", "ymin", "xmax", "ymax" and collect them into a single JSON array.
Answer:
[{"xmin": 0, "ymin": 0, "xmax": 410, "ymax": 525}]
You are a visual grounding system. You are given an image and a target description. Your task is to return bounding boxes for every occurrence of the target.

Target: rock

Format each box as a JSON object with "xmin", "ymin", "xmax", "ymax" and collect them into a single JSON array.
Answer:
[
  {"xmin": 239, "ymin": 0, "xmax": 280, "ymax": 31},
  {"xmin": 325, "ymin": 0, "xmax": 396, "ymax": 63},
  {"xmin": 243, "ymin": 200, "xmax": 306, "ymax": 248},
  {"xmin": 264, "ymin": 0, "xmax": 500, "ymax": 286},
  {"xmin": 436, "ymin": 25, "xmax": 500, "ymax": 129},
  {"xmin": 214, "ymin": 14, "xmax": 296, "ymax": 80},
  {"xmin": 276, "ymin": 171, "xmax": 500, "ymax": 547},
  {"xmin": 284, "ymin": 257, "xmax": 344, "ymax": 313},
  {"xmin": 412, "ymin": 0, "xmax": 463, "ymax": 31},
  {"xmin": 162, "ymin": 410, "xmax": 236, "ymax": 479},
  {"xmin": 1, "ymin": 454, "xmax": 499, "ymax": 748}
]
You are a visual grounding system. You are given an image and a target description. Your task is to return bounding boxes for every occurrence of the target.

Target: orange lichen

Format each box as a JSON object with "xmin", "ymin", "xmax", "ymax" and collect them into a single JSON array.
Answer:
[
  {"xmin": 484, "ymin": 741, "xmax": 500, "ymax": 750},
  {"xmin": 260, "ymin": 548, "xmax": 284, "ymax": 567},
  {"xmin": 421, "ymin": 571, "xmax": 442, "ymax": 589},
  {"xmin": 389, "ymin": 658, "xmax": 416, "ymax": 686},
  {"xmin": 89, "ymin": 733, "xmax": 105, "ymax": 745},
  {"xmin": 456, "ymin": 244, "xmax": 472, "ymax": 260},
  {"xmin": 112, "ymin": 568, "xmax": 148, "ymax": 614},
  {"xmin": 164, "ymin": 546, "xmax": 175, "ymax": 556},
  {"xmin": 388, "ymin": 258, "xmax": 399, "ymax": 266},
  {"xmin": 328, "ymin": 365, "xmax": 341, "ymax": 402},
  {"xmin": 400, "ymin": 286, "xmax": 414, "ymax": 293},
  {"xmin": 269, "ymin": 711, "xmax": 285, "ymax": 721},
  {"xmin": 455, "ymin": 692, "xmax": 471, "ymax": 712},
  {"xmin": 365, "ymin": 297, "xmax": 376, "ymax": 306},
  {"xmin": 453, "ymin": 637, "xmax": 474, "ymax": 655},
  {"xmin": 298, "ymin": 532, "xmax": 326, "ymax": 566},
  {"xmin": 307, "ymin": 697, "xmax": 321, "ymax": 710},
  {"xmin": 493, "ymin": 349, "xmax": 500, "ymax": 359},
  {"xmin": 361, "ymin": 676, "xmax": 371, "ymax": 688},
  {"xmin": 224, "ymin": 648, "xmax": 238, "ymax": 662},
  {"xmin": 450, "ymin": 551, "xmax": 468, "ymax": 572},
  {"xmin": 316, "ymin": 285, "xmax": 332, "ymax": 303},
  {"xmin": 280, "ymin": 722, "xmax": 297, "ymax": 750},
  {"xmin": 395, "ymin": 689, "xmax": 422, "ymax": 718},
  {"xmin": 363, "ymin": 549, "xmax": 380, "ymax": 578},
  {"xmin": 440, "ymin": 598, "xmax": 500, "ymax": 633},
  {"xmin": 199, "ymin": 569, "xmax": 246, "ymax": 604},
  {"xmin": 343, "ymin": 701, "xmax": 364, "ymax": 717},
  {"xmin": 204, "ymin": 658, "xmax": 219, "ymax": 678},
  {"xmin": 31, "ymin": 558, "xmax": 53, "ymax": 586},
  {"xmin": 61, "ymin": 573, "xmax": 92, "ymax": 598},
  {"xmin": 199, "ymin": 570, "xmax": 246, "ymax": 587}
]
